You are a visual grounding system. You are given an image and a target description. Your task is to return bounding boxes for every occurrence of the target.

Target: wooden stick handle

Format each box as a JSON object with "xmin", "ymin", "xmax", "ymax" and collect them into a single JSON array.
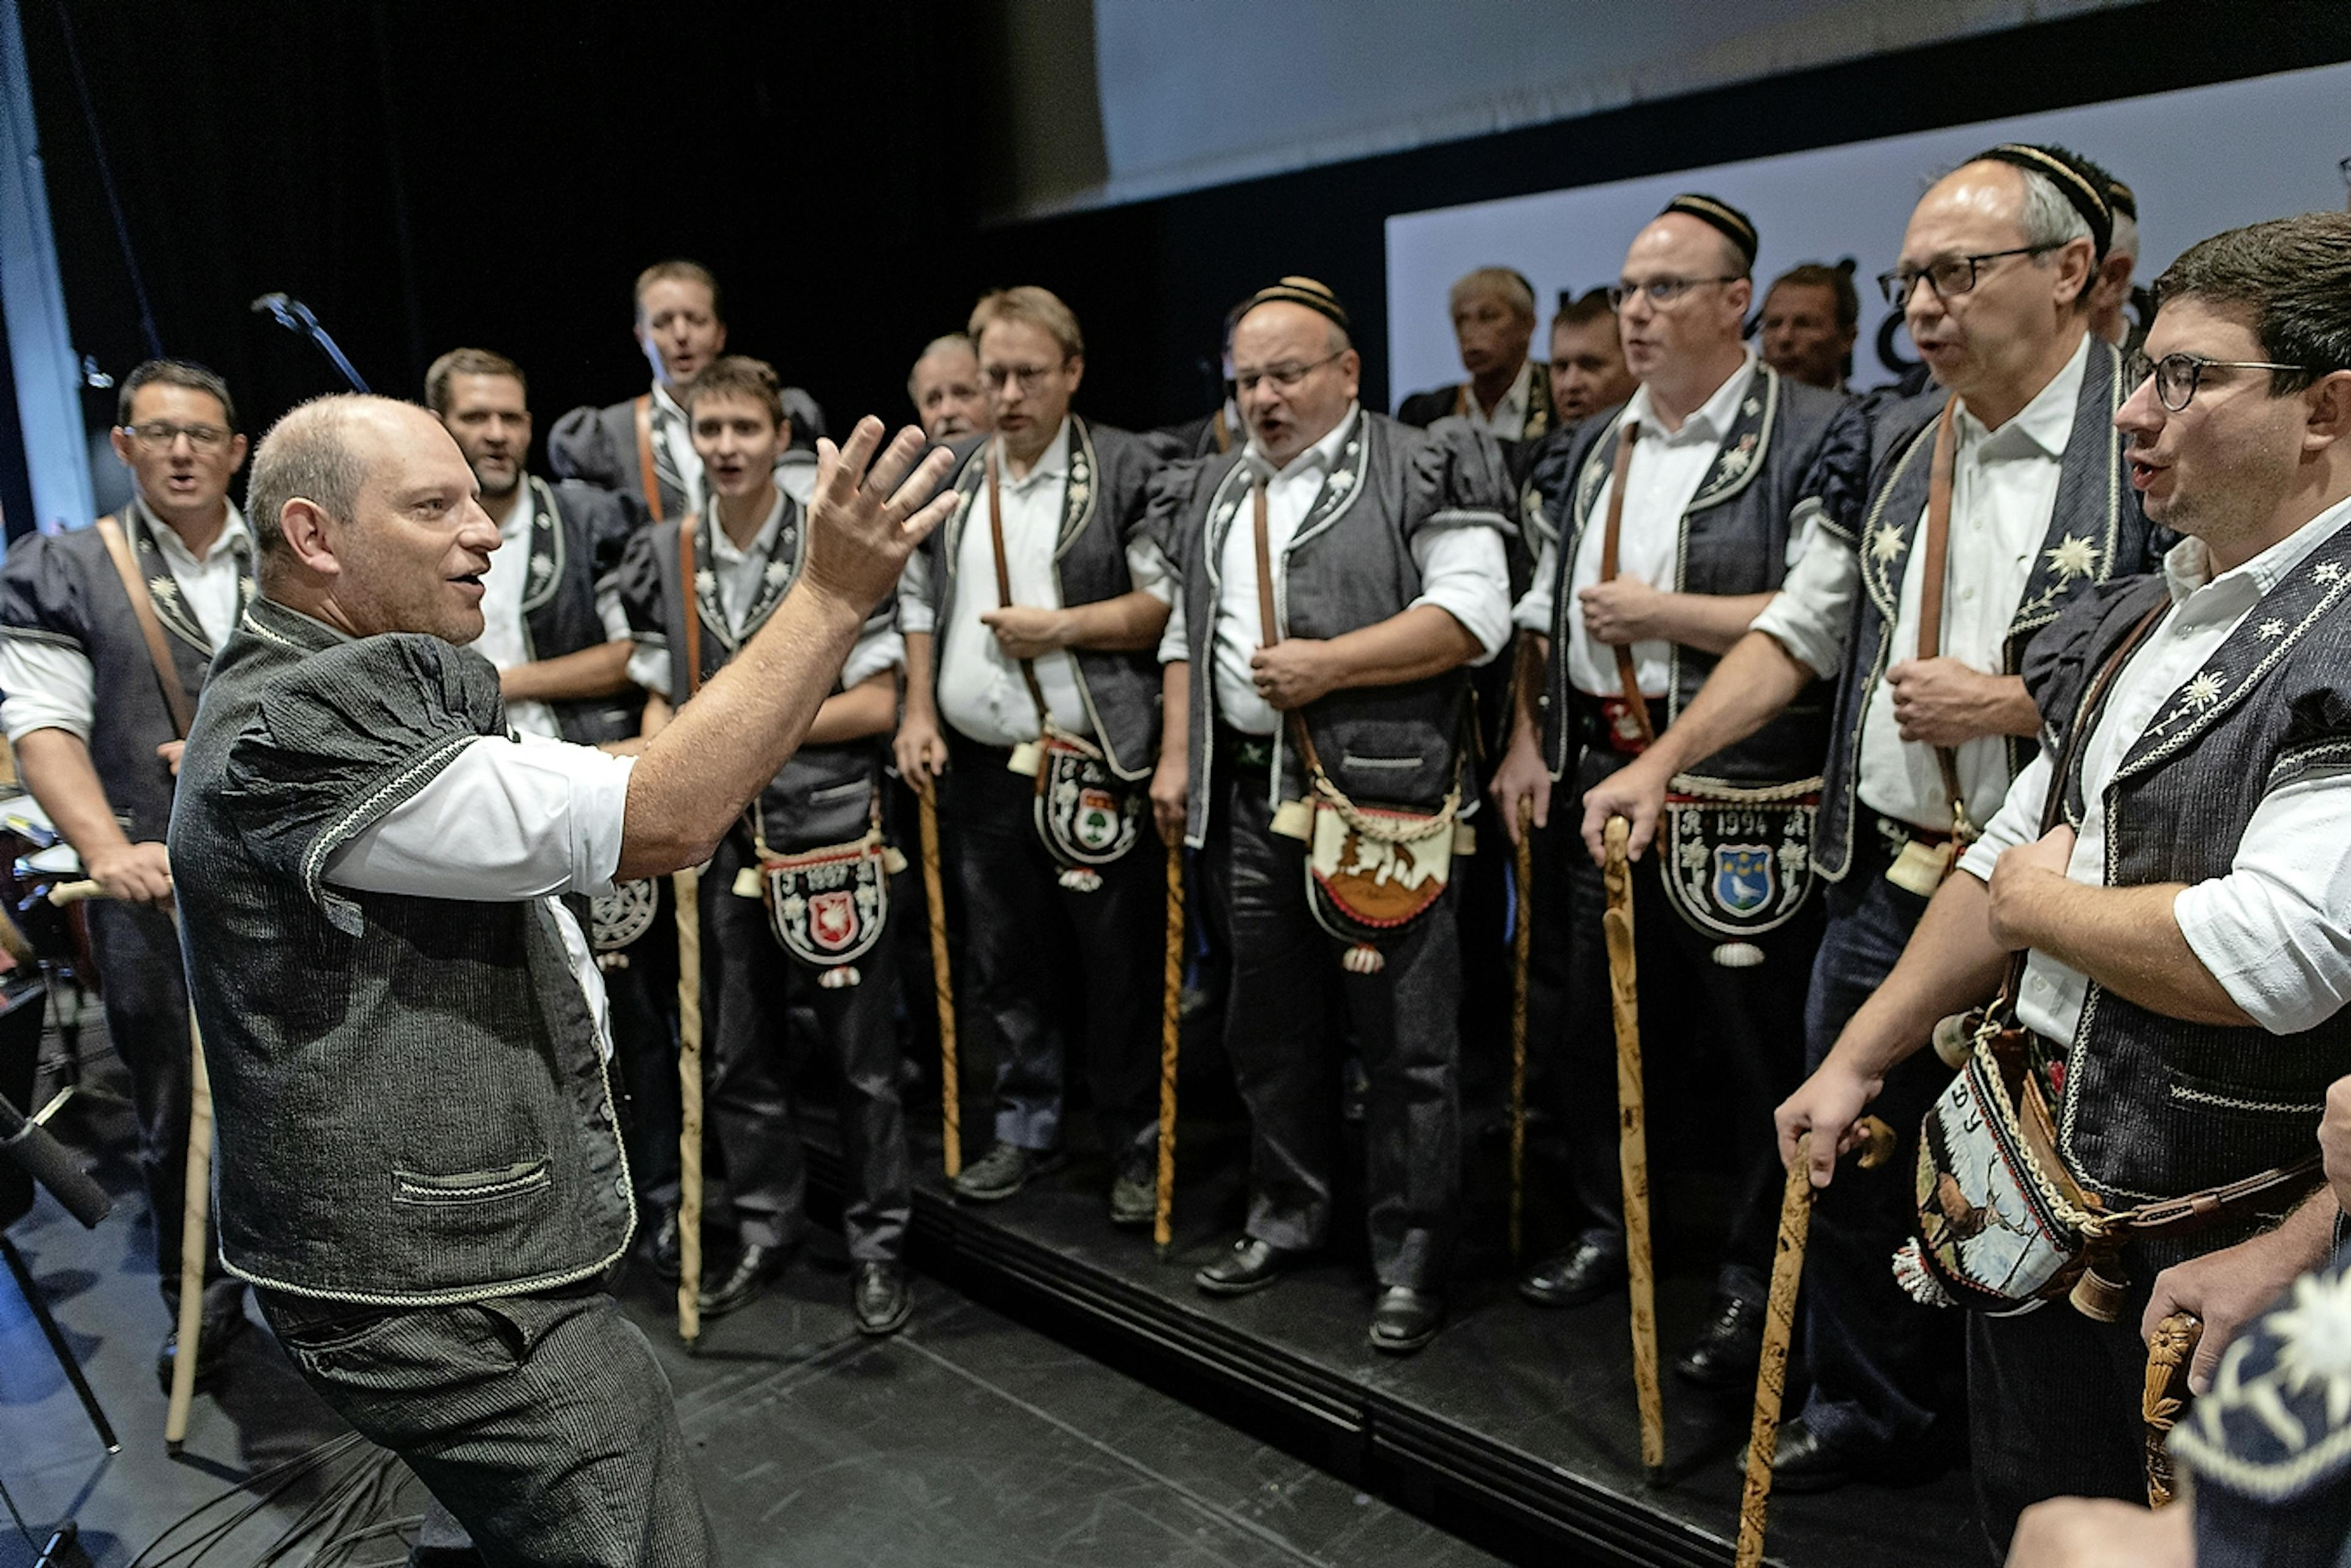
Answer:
[
  {"xmin": 2144, "ymin": 1311, "xmax": 2205, "ymax": 1509},
  {"xmin": 1736, "ymin": 1131, "xmax": 1816, "ymax": 1568},
  {"xmin": 672, "ymin": 867, "xmax": 704, "ymax": 1348},
  {"xmin": 1153, "ymin": 840, "xmax": 1183, "ymax": 1253},
  {"xmin": 915, "ymin": 782, "xmax": 961, "ymax": 1179},
  {"xmin": 47, "ymin": 879, "xmax": 106, "ymax": 906},
  {"xmin": 1509, "ymin": 800, "xmax": 1533, "ymax": 1262},
  {"xmin": 162, "ymin": 1005, "xmax": 210, "ymax": 1450},
  {"xmin": 1602, "ymin": 816, "xmax": 1664, "ymax": 1480}
]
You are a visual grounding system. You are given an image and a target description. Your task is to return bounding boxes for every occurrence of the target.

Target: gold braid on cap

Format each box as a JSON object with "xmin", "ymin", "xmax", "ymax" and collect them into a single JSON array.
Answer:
[
  {"xmin": 1243, "ymin": 276, "xmax": 1351, "ymax": 335},
  {"xmin": 1659, "ymin": 194, "xmax": 1758, "ymax": 266},
  {"xmin": 1974, "ymin": 143, "xmax": 2114, "ymax": 257}
]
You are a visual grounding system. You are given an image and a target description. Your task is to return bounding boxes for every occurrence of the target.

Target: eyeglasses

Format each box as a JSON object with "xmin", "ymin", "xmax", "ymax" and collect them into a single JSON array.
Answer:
[
  {"xmin": 119, "ymin": 421, "xmax": 231, "ymax": 453},
  {"xmin": 1232, "ymin": 349, "xmax": 1344, "ymax": 397},
  {"xmin": 979, "ymin": 361, "xmax": 1068, "ymax": 394},
  {"xmin": 2124, "ymin": 350, "xmax": 2325, "ymax": 412},
  {"xmin": 1606, "ymin": 276, "xmax": 1742, "ymax": 310},
  {"xmin": 1877, "ymin": 244, "xmax": 2061, "ymax": 308}
]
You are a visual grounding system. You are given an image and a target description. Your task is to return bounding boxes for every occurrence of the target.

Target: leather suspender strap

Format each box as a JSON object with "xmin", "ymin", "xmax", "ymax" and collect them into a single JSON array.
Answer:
[
  {"xmin": 94, "ymin": 514, "xmax": 197, "ymax": 740},
  {"xmin": 1253, "ymin": 479, "xmax": 1327, "ymax": 778},
  {"xmin": 1211, "ymin": 408, "xmax": 1233, "ymax": 455},
  {"xmin": 984, "ymin": 447, "xmax": 1055, "ymax": 727},
  {"xmin": 678, "ymin": 516, "xmax": 703, "ymax": 699},
  {"xmin": 1597, "ymin": 421, "xmax": 1655, "ymax": 744},
  {"xmin": 632, "ymin": 394, "xmax": 666, "ymax": 523},
  {"xmin": 1917, "ymin": 402, "xmax": 1971, "ymax": 836}
]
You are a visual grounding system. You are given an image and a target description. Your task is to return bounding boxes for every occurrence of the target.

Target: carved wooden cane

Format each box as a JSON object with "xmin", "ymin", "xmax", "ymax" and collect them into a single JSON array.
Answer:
[
  {"xmin": 1153, "ymin": 839, "xmax": 1183, "ymax": 1254},
  {"xmin": 2144, "ymin": 1311, "xmax": 2205, "ymax": 1509},
  {"xmin": 1602, "ymin": 816, "xmax": 1664, "ymax": 1480},
  {"xmin": 1734, "ymin": 1117, "xmax": 1897, "ymax": 1568},
  {"xmin": 672, "ymin": 866, "xmax": 704, "ymax": 1349},
  {"xmin": 1509, "ymin": 800, "xmax": 1534, "ymax": 1262},
  {"xmin": 915, "ymin": 781, "xmax": 962, "ymax": 1179}
]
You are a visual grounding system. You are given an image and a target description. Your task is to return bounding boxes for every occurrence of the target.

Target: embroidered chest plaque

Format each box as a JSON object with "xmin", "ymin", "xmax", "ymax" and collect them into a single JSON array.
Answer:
[
  {"xmin": 590, "ymin": 878, "xmax": 660, "ymax": 955},
  {"xmin": 1659, "ymin": 775, "xmax": 1823, "ymax": 951},
  {"xmin": 760, "ymin": 830, "xmax": 891, "ymax": 977}
]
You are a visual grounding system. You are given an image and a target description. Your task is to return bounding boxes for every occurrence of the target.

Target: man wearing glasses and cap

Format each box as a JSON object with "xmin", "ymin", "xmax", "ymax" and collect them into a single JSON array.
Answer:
[
  {"xmin": 1584, "ymin": 145, "xmax": 2160, "ymax": 1491},
  {"xmin": 1491, "ymin": 195, "xmax": 1870, "ymax": 1389},
  {"xmin": 0, "ymin": 359, "xmax": 257, "ymax": 1392}
]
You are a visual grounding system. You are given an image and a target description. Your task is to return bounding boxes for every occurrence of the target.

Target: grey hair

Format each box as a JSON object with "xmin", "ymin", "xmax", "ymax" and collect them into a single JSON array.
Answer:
[
  {"xmin": 907, "ymin": 332, "xmax": 975, "ymax": 398},
  {"xmin": 246, "ymin": 394, "xmax": 381, "ymax": 568},
  {"xmin": 2013, "ymin": 165, "xmax": 2094, "ymax": 252}
]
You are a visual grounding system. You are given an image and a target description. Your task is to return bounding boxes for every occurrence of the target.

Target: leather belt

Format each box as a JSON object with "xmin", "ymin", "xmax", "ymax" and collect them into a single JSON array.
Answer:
[
  {"xmin": 1216, "ymin": 724, "xmax": 1276, "ymax": 773},
  {"xmin": 1569, "ymin": 692, "xmax": 1660, "ymax": 757},
  {"xmin": 1874, "ymin": 812, "xmax": 1954, "ymax": 851}
]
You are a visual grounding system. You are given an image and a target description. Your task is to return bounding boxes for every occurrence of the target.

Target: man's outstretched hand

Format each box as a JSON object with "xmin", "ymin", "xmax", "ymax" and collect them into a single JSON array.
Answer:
[{"xmin": 800, "ymin": 419, "xmax": 956, "ymax": 612}]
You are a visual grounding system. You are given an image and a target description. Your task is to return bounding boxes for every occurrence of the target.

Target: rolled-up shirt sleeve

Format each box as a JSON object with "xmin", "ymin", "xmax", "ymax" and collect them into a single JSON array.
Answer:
[
  {"xmin": 2172, "ymin": 767, "xmax": 2351, "ymax": 1034},
  {"xmin": 1157, "ymin": 593, "xmax": 1188, "ymax": 664},
  {"xmin": 0, "ymin": 639, "xmax": 98, "ymax": 743},
  {"xmin": 324, "ymin": 734, "xmax": 637, "ymax": 901},
  {"xmin": 896, "ymin": 551, "xmax": 937, "ymax": 636},
  {"xmin": 1511, "ymin": 539, "xmax": 1557, "ymax": 636},
  {"xmin": 841, "ymin": 623, "xmax": 906, "ymax": 687},
  {"xmin": 1956, "ymin": 751, "xmax": 2053, "ymax": 884},
  {"xmin": 1409, "ymin": 523, "xmax": 1512, "ymax": 666},
  {"xmin": 1748, "ymin": 514, "xmax": 1858, "ymax": 680},
  {"xmin": 1126, "ymin": 536, "xmax": 1176, "ymax": 607}
]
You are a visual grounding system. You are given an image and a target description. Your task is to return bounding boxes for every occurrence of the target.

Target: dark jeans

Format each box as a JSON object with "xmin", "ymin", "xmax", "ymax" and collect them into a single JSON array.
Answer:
[
  {"xmin": 604, "ymin": 885, "xmax": 681, "ymax": 1209},
  {"xmin": 1794, "ymin": 823, "xmax": 1966, "ymax": 1452},
  {"xmin": 1554, "ymin": 747, "xmax": 1816, "ymax": 1304},
  {"xmin": 944, "ymin": 731, "xmax": 1161, "ymax": 1161},
  {"xmin": 1199, "ymin": 752, "xmax": 1461, "ymax": 1290},
  {"xmin": 700, "ymin": 831, "xmax": 910, "ymax": 1260},
  {"xmin": 84, "ymin": 896, "xmax": 237, "ymax": 1318},
  {"xmin": 1967, "ymin": 1296, "xmax": 2150, "ymax": 1561},
  {"xmin": 263, "ymin": 1287, "xmax": 713, "ymax": 1567}
]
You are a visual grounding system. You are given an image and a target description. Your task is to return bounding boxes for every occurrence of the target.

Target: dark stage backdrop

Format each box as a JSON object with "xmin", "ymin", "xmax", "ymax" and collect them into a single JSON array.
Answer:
[{"xmin": 15, "ymin": 0, "xmax": 2351, "ymax": 524}]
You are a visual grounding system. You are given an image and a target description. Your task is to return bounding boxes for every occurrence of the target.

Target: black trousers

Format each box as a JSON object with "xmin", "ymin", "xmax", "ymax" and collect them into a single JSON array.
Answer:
[
  {"xmin": 1966, "ymin": 1292, "xmax": 2151, "ymax": 1561},
  {"xmin": 604, "ymin": 887, "xmax": 681, "ymax": 1210},
  {"xmin": 84, "ymin": 897, "xmax": 236, "ymax": 1317},
  {"xmin": 1795, "ymin": 824, "xmax": 1966, "ymax": 1452},
  {"xmin": 944, "ymin": 732, "xmax": 1161, "ymax": 1161},
  {"xmin": 1554, "ymin": 746, "xmax": 1816, "ymax": 1304},
  {"xmin": 700, "ymin": 831, "xmax": 910, "ymax": 1260},
  {"xmin": 1200, "ymin": 755, "xmax": 1461, "ymax": 1291}
]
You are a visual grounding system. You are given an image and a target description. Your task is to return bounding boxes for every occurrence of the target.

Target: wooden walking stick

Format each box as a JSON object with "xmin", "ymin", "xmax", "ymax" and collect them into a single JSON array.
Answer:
[
  {"xmin": 1601, "ymin": 815, "xmax": 1663, "ymax": 1482},
  {"xmin": 672, "ymin": 866, "xmax": 704, "ymax": 1349},
  {"xmin": 1735, "ymin": 1117, "xmax": 1896, "ymax": 1568},
  {"xmin": 1153, "ymin": 839, "xmax": 1183, "ymax": 1255},
  {"xmin": 915, "ymin": 779, "xmax": 962, "ymax": 1179},
  {"xmin": 51, "ymin": 879, "xmax": 209, "ymax": 1449},
  {"xmin": 1509, "ymin": 800, "xmax": 1534, "ymax": 1262},
  {"xmin": 2143, "ymin": 1311, "xmax": 2205, "ymax": 1509}
]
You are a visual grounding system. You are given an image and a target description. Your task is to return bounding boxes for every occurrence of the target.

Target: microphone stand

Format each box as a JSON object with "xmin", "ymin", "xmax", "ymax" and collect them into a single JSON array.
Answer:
[{"xmin": 249, "ymin": 293, "xmax": 370, "ymax": 392}]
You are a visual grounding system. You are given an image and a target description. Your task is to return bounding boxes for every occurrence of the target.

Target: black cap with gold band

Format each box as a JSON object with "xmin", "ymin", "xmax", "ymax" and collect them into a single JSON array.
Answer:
[
  {"xmin": 1658, "ymin": 193, "xmax": 1759, "ymax": 270},
  {"xmin": 1241, "ymin": 276, "xmax": 1352, "ymax": 337},
  {"xmin": 1970, "ymin": 142, "xmax": 2115, "ymax": 260}
]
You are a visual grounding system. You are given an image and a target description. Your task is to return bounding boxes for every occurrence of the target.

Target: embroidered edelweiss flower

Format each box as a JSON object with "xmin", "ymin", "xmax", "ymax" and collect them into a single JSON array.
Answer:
[
  {"xmin": 1718, "ymin": 441, "xmax": 1755, "ymax": 478},
  {"xmin": 1869, "ymin": 524, "xmax": 1908, "ymax": 563},
  {"xmin": 2257, "ymin": 618, "xmax": 2287, "ymax": 640},
  {"xmin": 1327, "ymin": 469, "xmax": 1355, "ymax": 492},
  {"xmin": 2262, "ymin": 1268, "xmax": 2351, "ymax": 1435},
  {"xmin": 763, "ymin": 561, "xmax": 789, "ymax": 587},
  {"xmin": 149, "ymin": 576, "xmax": 179, "ymax": 601},
  {"xmin": 1743, "ymin": 397, "xmax": 1761, "ymax": 417},
  {"xmin": 693, "ymin": 569, "xmax": 717, "ymax": 598},
  {"xmin": 2044, "ymin": 535, "xmax": 2099, "ymax": 580},
  {"xmin": 2181, "ymin": 671, "xmax": 2226, "ymax": 710},
  {"xmin": 2317, "ymin": 561, "xmax": 2345, "ymax": 583},
  {"xmin": 530, "ymin": 555, "xmax": 555, "ymax": 580},
  {"xmin": 1070, "ymin": 460, "xmax": 1090, "ymax": 484}
]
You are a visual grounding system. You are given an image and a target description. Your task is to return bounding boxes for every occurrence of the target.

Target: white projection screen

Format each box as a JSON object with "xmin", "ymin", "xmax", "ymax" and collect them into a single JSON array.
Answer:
[{"xmin": 1385, "ymin": 60, "xmax": 2351, "ymax": 402}]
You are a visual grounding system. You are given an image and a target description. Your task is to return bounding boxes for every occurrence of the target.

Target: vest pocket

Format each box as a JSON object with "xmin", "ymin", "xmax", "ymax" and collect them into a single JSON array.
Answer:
[
  {"xmin": 392, "ymin": 1157, "xmax": 552, "ymax": 1207},
  {"xmin": 1340, "ymin": 752, "xmax": 1424, "ymax": 770},
  {"xmin": 2163, "ymin": 1070, "xmax": 2327, "ymax": 1120}
]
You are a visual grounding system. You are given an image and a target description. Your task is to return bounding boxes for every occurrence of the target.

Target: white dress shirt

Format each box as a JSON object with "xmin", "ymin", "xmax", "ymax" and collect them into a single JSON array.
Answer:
[
  {"xmin": 326, "ymin": 729, "xmax": 638, "ymax": 1059},
  {"xmin": 1959, "ymin": 495, "xmax": 2351, "ymax": 1042},
  {"xmin": 0, "ymin": 498, "xmax": 250, "ymax": 744},
  {"xmin": 651, "ymin": 382, "xmax": 706, "ymax": 521},
  {"xmin": 1510, "ymin": 354, "xmax": 1766, "ymax": 698},
  {"xmin": 900, "ymin": 419, "xmax": 1173, "ymax": 749},
  {"xmin": 626, "ymin": 492, "xmax": 903, "ymax": 702},
  {"xmin": 1156, "ymin": 403, "xmax": 1512, "ymax": 736},
  {"xmin": 1458, "ymin": 359, "xmax": 1537, "ymax": 441},
  {"xmin": 468, "ymin": 483, "xmax": 561, "ymax": 739}
]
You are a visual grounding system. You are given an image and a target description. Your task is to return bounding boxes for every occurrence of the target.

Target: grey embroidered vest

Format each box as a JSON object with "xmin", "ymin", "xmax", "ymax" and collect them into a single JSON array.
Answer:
[
  {"xmin": 918, "ymin": 417, "xmax": 1166, "ymax": 781},
  {"xmin": 168, "ymin": 598, "xmax": 632, "ymax": 1304},
  {"xmin": 1815, "ymin": 337, "xmax": 2154, "ymax": 879},
  {"xmin": 517, "ymin": 477, "xmax": 643, "ymax": 746},
  {"xmin": 1537, "ymin": 366, "xmax": 1869, "ymax": 787},
  {"xmin": 1166, "ymin": 412, "xmax": 1510, "ymax": 847},
  {"xmin": 2027, "ymin": 538, "xmax": 2351, "ymax": 1256},
  {"xmin": 639, "ymin": 505, "xmax": 887, "ymax": 852}
]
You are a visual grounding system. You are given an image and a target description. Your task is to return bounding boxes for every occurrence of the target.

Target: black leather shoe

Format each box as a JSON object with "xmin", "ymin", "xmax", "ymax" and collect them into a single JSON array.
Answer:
[
  {"xmin": 1675, "ymin": 1291, "xmax": 1765, "ymax": 1387},
  {"xmin": 1740, "ymin": 1417, "xmax": 1858, "ymax": 1493},
  {"xmin": 852, "ymin": 1262, "xmax": 912, "ymax": 1337},
  {"xmin": 1108, "ymin": 1153, "xmax": 1156, "ymax": 1229},
  {"xmin": 648, "ymin": 1206, "xmax": 682, "ymax": 1283},
  {"xmin": 1515, "ymin": 1240, "xmax": 1627, "ymax": 1308},
  {"xmin": 697, "ymin": 1240, "xmax": 793, "ymax": 1319},
  {"xmin": 157, "ymin": 1302, "xmax": 249, "ymax": 1395},
  {"xmin": 1193, "ymin": 1237, "xmax": 1299, "ymax": 1296},
  {"xmin": 1368, "ymin": 1286, "xmax": 1445, "ymax": 1354},
  {"xmin": 951, "ymin": 1142, "xmax": 1066, "ymax": 1203}
]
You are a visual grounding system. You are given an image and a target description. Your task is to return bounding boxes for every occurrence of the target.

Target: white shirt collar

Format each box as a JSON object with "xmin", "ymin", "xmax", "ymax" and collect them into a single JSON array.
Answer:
[
  {"xmin": 1485, "ymin": 359, "xmax": 1534, "ymax": 424},
  {"xmin": 652, "ymin": 382, "xmax": 686, "ymax": 423},
  {"xmin": 2161, "ymin": 492, "xmax": 2351, "ymax": 607},
  {"xmin": 497, "ymin": 478, "xmax": 536, "ymax": 544},
  {"xmin": 132, "ymin": 494, "xmax": 249, "ymax": 566},
  {"xmin": 708, "ymin": 489, "xmax": 786, "ymax": 565},
  {"xmin": 1242, "ymin": 402, "xmax": 1361, "ymax": 484},
  {"xmin": 994, "ymin": 418, "xmax": 1072, "ymax": 492},
  {"xmin": 1624, "ymin": 351, "xmax": 1757, "ymax": 445},
  {"xmin": 1957, "ymin": 332, "xmax": 2090, "ymax": 460}
]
